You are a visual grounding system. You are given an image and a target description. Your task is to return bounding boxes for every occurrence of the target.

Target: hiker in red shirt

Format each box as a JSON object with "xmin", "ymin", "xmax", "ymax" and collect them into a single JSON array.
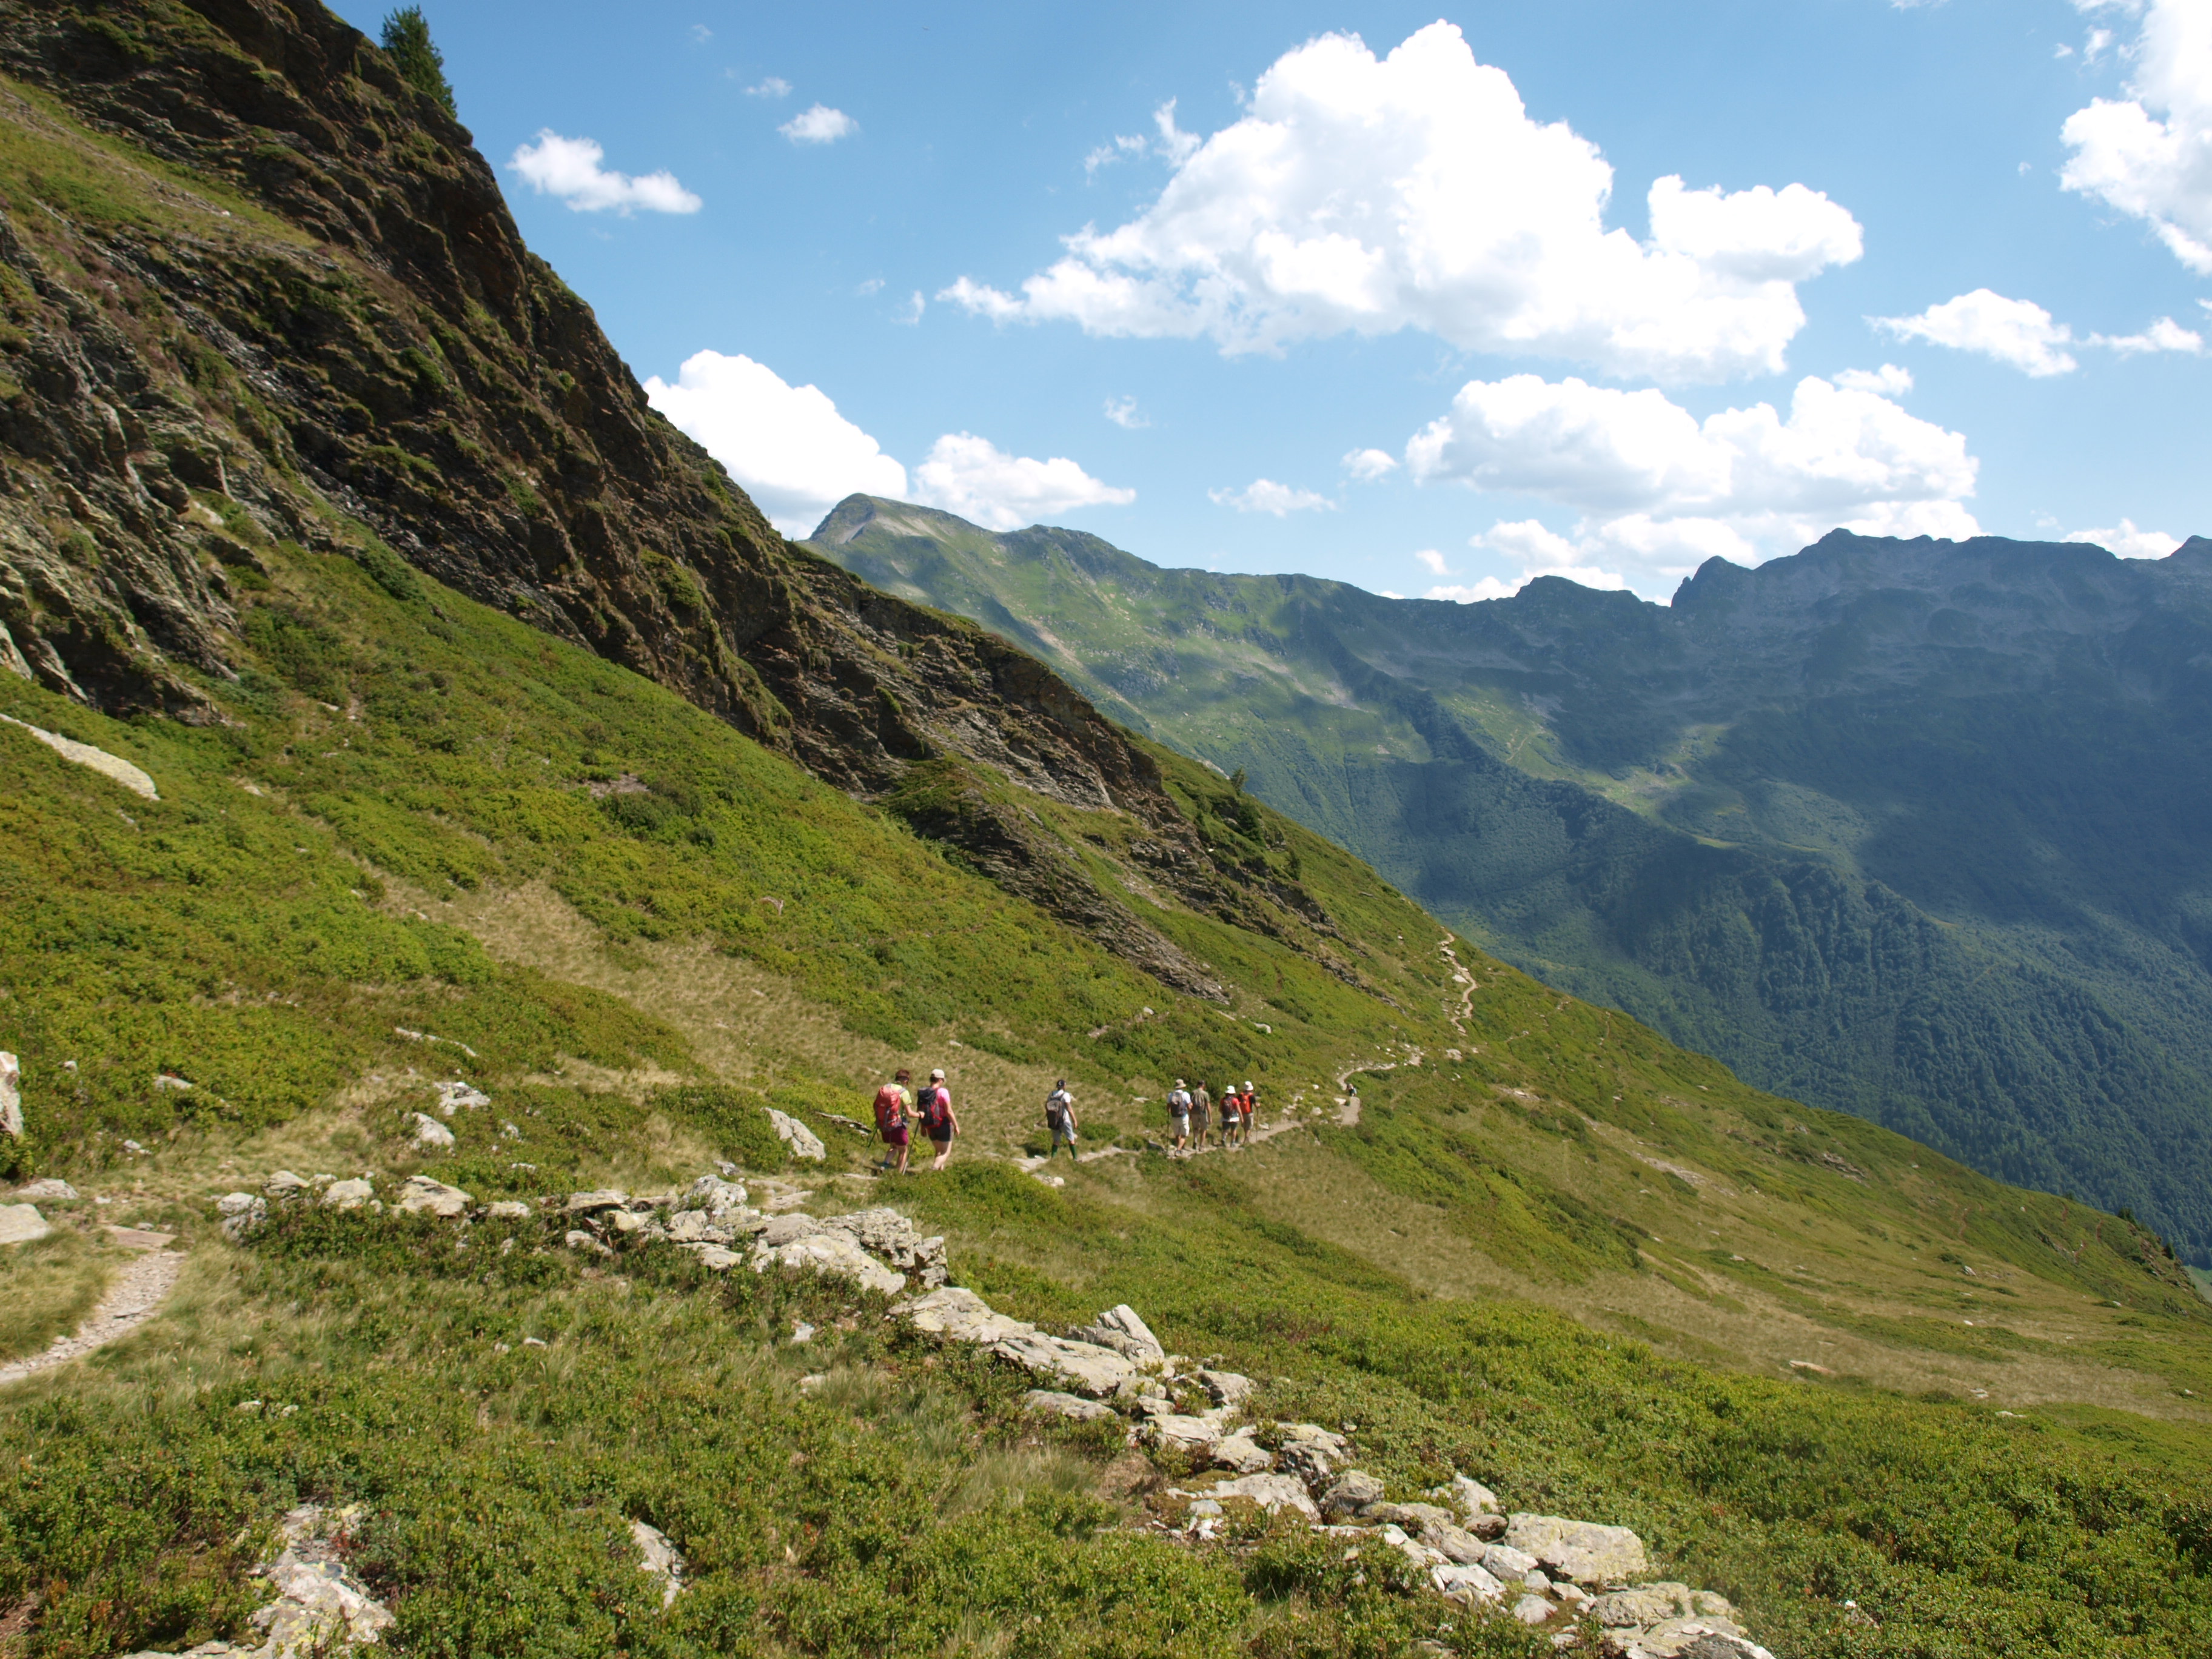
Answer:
[{"xmin": 874, "ymin": 1069, "xmax": 914, "ymax": 1176}]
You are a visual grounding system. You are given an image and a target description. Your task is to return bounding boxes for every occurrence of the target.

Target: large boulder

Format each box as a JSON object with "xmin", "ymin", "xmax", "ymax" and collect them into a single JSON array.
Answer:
[
  {"xmin": 631, "ymin": 1520, "xmax": 683, "ymax": 1609},
  {"xmin": 321, "ymin": 1178, "xmax": 374, "ymax": 1212},
  {"xmin": 1450, "ymin": 1473, "xmax": 1502, "ymax": 1517},
  {"xmin": 0, "ymin": 1202, "xmax": 50, "ymax": 1245},
  {"xmin": 1430, "ymin": 1561, "xmax": 1507, "ymax": 1604},
  {"xmin": 14, "ymin": 1178, "xmax": 78, "ymax": 1201},
  {"xmin": 565, "ymin": 1189, "xmax": 628, "ymax": 1215},
  {"xmin": 410, "ymin": 1113, "xmax": 455, "ymax": 1149},
  {"xmin": 1506, "ymin": 1514, "xmax": 1650, "ymax": 1584},
  {"xmin": 685, "ymin": 1175, "xmax": 749, "ymax": 1214},
  {"xmin": 1198, "ymin": 1369, "xmax": 1255, "ymax": 1410},
  {"xmin": 0, "ymin": 1050, "xmax": 19, "ymax": 1139}
]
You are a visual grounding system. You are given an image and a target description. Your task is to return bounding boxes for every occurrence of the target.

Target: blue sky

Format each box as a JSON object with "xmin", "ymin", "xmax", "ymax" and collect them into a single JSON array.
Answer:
[{"xmin": 335, "ymin": 0, "xmax": 2209, "ymax": 600}]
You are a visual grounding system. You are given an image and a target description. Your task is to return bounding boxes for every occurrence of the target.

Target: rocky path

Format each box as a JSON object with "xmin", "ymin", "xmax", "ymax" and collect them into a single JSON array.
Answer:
[{"xmin": 0, "ymin": 1232, "xmax": 184, "ymax": 1388}]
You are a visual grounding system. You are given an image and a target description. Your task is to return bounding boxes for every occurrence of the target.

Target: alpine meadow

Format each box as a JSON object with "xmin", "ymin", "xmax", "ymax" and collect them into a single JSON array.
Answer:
[{"xmin": 0, "ymin": 7, "xmax": 2208, "ymax": 1659}]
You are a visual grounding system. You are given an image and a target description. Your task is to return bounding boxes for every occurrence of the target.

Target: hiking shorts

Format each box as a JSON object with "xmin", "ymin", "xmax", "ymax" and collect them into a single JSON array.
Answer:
[
  {"xmin": 1170, "ymin": 1113, "xmax": 1190, "ymax": 1135},
  {"xmin": 883, "ymin": 1126, "xmax": 909, "ymax": 1147}
]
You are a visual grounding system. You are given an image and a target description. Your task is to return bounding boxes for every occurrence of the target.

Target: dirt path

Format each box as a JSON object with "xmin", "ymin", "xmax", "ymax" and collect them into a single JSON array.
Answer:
[{"xmin": 0, "ymin": 1235, "xmax": 183, "ymax": 1388}]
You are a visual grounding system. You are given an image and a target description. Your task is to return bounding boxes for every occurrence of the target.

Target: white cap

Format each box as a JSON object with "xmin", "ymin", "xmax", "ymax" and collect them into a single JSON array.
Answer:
[
  {"xmin": 1244, "ymin": 1081, "xmax": 1254, "ymax": 1091},
  {"xmin": 930, "ymin": 1068, "xmax": 945, "ymax": 1081}
]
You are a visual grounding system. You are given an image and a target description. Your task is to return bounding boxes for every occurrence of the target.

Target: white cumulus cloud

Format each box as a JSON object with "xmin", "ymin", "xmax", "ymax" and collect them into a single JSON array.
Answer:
[
  {"xmin": 1208, "ymin": 479, "xmax": 1334, "ymax": 515},
  {"xmin": 1874, "ymin": 289, "xmax": 2203, "ymax": 372},
  {"xmin": 1344, "ymin": 447, "xmax": 1399, "ymax": 481},
  {"xmin": 507, "ymin": 132, "xmax": 702, "ymax": 215},
  {"xmin": 1833, "ymin": 363, "xmax": 1914, "ymax": 396},
  {"xmin": 1874, "ymin": 290, "xmax": 2079, "ymax": 376},
  {"xmin": 745, "ymin": 76, "xmax": 793, "ymax": 98},
  {"xmin": 939, "ymin": 22, "xmax": 1861, "ymax": 380},
  {"xmin": 1424, "ymin": 519, "xmax": 1633, "ymax": 603},
  {"xmin": 1413, "ymin": 548, "xmax": 1451, "ymax": 576},
  {"xmin": 2065, "ymin": 518, "xmax": 2184, "ymax": 557},
  {"xmin": 1104, "ymin": 396, "xmax": 1148, "ymax": 429},
  {"xmin": 644, "ymin": 350, "xmax": 906, "ymax": 537},
  {"xmin": 2091, "ymin": 314, "xmax": 2204, "ymax": 354},
  {"xmin": 782, "ymin": 104, "xmax": 857, "ymax": 144},
  {"xmin": 1405, "ymin": 370, "xmax": 1980, "ymax": 590},
  {"xmin": 911, "ymin": 434, "xmax": 1134, "ymax": 531},
  {"xmin": 2060, "ymin": 0, "xmax": 2212, "ymax": 272}
]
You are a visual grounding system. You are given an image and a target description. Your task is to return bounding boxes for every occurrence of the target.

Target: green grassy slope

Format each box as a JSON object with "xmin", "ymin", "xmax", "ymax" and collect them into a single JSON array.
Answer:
[
  {"xmin": 5, "ymin": 522, "xmax": 2212, "ymax": 1657},
  {"xmin": 806, "ymin": 498, "xmax": 2212, "ymax": 1264}
]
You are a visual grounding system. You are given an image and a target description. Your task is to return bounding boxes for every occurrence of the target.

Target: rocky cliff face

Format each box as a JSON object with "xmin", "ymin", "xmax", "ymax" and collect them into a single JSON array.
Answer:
[{"xmin": 0, "ymin": 0, "xmax": 1355, "ymax": 998}]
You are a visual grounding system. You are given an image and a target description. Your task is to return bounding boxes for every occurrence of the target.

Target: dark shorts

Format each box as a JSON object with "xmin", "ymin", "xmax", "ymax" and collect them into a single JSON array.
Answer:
[
  {"xmin": 884, "ymin": 1127, "xmax": 910, "ymax": 1147},
  {"xmin": 929, "ymin": 1135, "xmax": 952, "ymax": 1149}
]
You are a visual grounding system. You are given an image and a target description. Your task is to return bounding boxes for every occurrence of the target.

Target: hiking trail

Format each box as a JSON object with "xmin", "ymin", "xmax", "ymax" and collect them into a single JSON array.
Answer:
[{"xmin": 0, "ymin": 1230, "xmax": 184, "ymax": 1388}]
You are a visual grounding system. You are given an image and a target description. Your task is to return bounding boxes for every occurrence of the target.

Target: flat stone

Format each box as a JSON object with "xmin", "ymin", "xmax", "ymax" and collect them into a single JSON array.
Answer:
[
  {"xmin": 607, "ymin": 1209, "xmax": 649, "ymax": 1234},
  {"xmin": 1024, "ymin": 1389, "xmax": 1117, "ymax": 1423},
  {"xmin": 0, "ymin": 1203, "xmax": 50, "ymax": 1245},
  {"xmin": 1148, "ymin": 1413, "xmax": 1225, "ymax": 1453},
  {"xmin": 751, "ymin": 1228, "xmax": 906, "ymax": 1295},
  {"xmin": 902, "ymin": 1285, "xmax": 1034, "ymax": 1346},
  {"xmin": 686, "ymin": 1174, "xmax": 749, "ymax": 1213},
  {"xmin": 1452, "ymin": 1473, "xmax": 1503, "ymax": 1517},
  {"xmin": 486, "ymin": 1201, "xmax": 533, "ymax": 1219},
  {"xmin": 435, "ymin": 1080, "xmax": 489, "ymax": 1114},
  {"xmin": 565, "ymin": 1229, "xmax": 614, "ymax": 1257},
  {"xmin": 1365, "ymin": 1501, "xmax": 1452, "ymax": 1532},
  {"xmin": 1073, "ymin": 1303, "xmax": 1165, "ymax": 1363},
  {"xmin": 1198, "ymin": 1368, "xmax": 1255, "ymax": 1409},
  {"xmin": 410, "ymin": 1112, "xmax": 455, "ymax": 1148},
  {"xmin": 1589, "ymin": 1584, "xmax": 1697, "ymax": 1629},
  {"xmin": 321, "ymin": 1179, "xmax": 374, "ymax": 1210},
  {"xmin": 991, "ymin": 1329, "xmax": 1136, "ymax": 1397},
  {"xmin": 631, "ymin": 1519, "xmax": 683, "ymax": 1609},
  {"xmin": 1506, "ymin": 1514, "xmax": 1649, "ymax": 1585},
  {"xmin": 759, "ymin": 1212, "xmax": 822, "ymax": 1247},
  {"xmin": 1423, "ymin": 1519, "xmax": 1489, "ymax": 1565},
  {"xmin": 397, "ymin": 1176, "xmax": 471, "ymax": 1218},
  {"xmin": 1483, "ymin": 1543, "xmax": 1541, "ymax": 1578},
  {"xmin": 565, "ymin": 1189, "xmax": 628, "ymax": 1215},
  {"xmin": 1378, "ymin": 1525, "xmax": 1448, "ymax": 1569},
  {"xmin": 264, "ymin": 1170, "xmax": 310, "ymax": 1198},
  {"xmin": 1513, "ymin": 1594, "xmax": 1557, "ymax": 1626},
  {"xmin": 215, "ymin": 1192, "xmax": 267, "ymax": 1239},
  {"xmin": 104, "ymin": 1225, "xmax": 176, "ymax": 1250},
  {"xmin": 766, "ymin": 1107, "xmax": 826, "ymax": 1161},
  {"xmin": 14, "ymin": 1178, "xmax": 78, "ymax": 1201},
  {"xmin": 1207, "ymin": 1472, "xmax": 1319, "ymax": 1520},
  {"xmin": 822, "ymin": 1207, "xmax": 950, "ymax": 1286},
  {"xmin": 1321, "ymin": 1470, "xmax": 1386, "ymax": 1517},
  {"xmin": 1212, "ymin": 1432, "xmax": 1273, "ymax": 1473},
  {"xmin": 1430, "ymin": 1561, "xmax": 1506, "ymax": 1604},
  {"xmin": 681, "ymin": 1242, "xmax": 741, "ymax": 1270},
  {"xmin": 666, "ymin": 1210, "xmax": 729, "ymax": 1242},
  {"xmin": 1634, "ymin": 1617, "xmax": 1772, "ymax": 1659}
]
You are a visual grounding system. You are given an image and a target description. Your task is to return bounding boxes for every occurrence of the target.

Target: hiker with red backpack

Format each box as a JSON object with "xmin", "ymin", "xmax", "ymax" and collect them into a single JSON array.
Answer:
[
  {"xmin": 920, "ymin": 1067, "xmax": 960, "ymax": 1169},
  {"xmin": 874, "ymin": 1069, "xmax": 914, "ymax": 1175}
]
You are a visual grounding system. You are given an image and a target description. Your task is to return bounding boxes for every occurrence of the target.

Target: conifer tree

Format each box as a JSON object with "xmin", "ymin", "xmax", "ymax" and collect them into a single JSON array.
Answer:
[{"xmin": 380, "ymin": 7, "xmax": 457, "ymax": 118}]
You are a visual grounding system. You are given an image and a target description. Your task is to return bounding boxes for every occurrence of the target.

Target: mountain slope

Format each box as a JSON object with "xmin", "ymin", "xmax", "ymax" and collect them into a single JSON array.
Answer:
[{"xmin": 806, "ymin": 497, "xmax": 2212, "ymax": 1261}]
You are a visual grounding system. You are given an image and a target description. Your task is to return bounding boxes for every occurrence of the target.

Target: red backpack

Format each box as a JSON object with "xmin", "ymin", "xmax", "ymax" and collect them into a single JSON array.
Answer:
[{"xmin": 873, "ymin": 1083, "xmax": 907, "ymax": 1132}]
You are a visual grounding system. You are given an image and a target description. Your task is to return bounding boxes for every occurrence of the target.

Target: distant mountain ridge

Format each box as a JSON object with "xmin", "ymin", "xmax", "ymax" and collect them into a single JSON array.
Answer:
[{"xmin": 809, "ymin": 495, "xmax": 2212, "ymax": 1261}]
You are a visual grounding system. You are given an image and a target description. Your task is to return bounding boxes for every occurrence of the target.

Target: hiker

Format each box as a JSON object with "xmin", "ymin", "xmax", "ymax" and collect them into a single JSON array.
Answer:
[
  {"xmin": 1238, "ymin": 1081, "xmax": 1258, "ymax": 1144},
  {"xmin": 1045, "ymin": 1079, "xmax": 1080, "ymax": 1162},
  {"xmin": 1165, "ymin": 1078, "xmax": 1192, "ymax": 1154},
  {"xmin": 1192, "ymin": 1080, "xmax": 1213, "ymax": 1150},
  {"xmin": 920, "ymin": 1067, "xmax": 960, "ymax": 1170},
  {"xmin": 874, "ymin": 1068, "xmax": 913, "ymax": 1175}
]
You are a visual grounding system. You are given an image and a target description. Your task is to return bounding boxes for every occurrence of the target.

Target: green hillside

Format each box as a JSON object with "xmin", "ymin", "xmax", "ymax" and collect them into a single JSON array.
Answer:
[
  {"xmin": 0, "ymin": 5, "xmax": 2210, "ymax": 1658},
  {"xmin": 805, "ymin": 497, "xmax": 2212, "ymax": 1264}
]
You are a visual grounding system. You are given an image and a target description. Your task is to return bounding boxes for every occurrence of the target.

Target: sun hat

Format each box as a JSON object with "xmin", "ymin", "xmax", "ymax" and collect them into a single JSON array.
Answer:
[{"xmin": 930, "ymin": 1068, "xmax": 945, "ymax": 1081}]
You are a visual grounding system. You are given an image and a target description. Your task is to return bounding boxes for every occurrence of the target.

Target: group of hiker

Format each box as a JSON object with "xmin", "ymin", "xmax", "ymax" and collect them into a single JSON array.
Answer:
[
  {"xmin": 870, "ymin": 1067, "xmax": 962, "ymax": 1175},
  {"xmin": 1162, "ymin": 1078, "xmax": 1258, "ymax": 1156},
  {"xmin": 868, "ymin": 1068, "xmax": 1261, "ymax": 1171}
]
